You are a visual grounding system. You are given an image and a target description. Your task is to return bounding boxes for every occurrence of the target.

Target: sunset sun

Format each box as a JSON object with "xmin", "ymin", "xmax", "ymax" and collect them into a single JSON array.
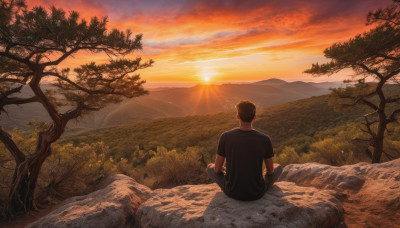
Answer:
[{"xmin": 199, "ymin": 67, "xmax": 217, "ymax": 84}]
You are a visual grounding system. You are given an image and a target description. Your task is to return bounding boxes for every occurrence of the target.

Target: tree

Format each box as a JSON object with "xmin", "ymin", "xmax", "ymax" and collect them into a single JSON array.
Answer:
[
  {"xmin": 305, "ymin": 0, "xmax": 400, "ymax": 163},
  {"xmin": 0, "ymin": 0, "xmax": 153, "ymax": 215}
]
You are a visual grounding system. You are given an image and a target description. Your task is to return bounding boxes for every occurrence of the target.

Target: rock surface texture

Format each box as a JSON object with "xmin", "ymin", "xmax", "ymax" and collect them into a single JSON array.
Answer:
[
  {"xmin": 27, "ymin": 174, "xmax": 152, "ymax": 228},
  {"xmin": 280, "ymin": 159, "xmax": 400, "ymax": 228},
  {"xmin": 28, "ymin": 159, "xmax": 400, "ymax": 228},
  {"xmin": 135, "ymin": 182, "xmax": 344, "ymax": 228}
]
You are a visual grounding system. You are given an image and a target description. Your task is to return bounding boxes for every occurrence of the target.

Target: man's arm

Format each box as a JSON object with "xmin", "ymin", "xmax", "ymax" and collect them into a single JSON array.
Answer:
[
  {"xmin": 264, "ymin": 157, "xmax": 274, "ymax": 175},
  {"xmin": 214, "ymin": 154, "xmax": 225, "ymax": 173}
]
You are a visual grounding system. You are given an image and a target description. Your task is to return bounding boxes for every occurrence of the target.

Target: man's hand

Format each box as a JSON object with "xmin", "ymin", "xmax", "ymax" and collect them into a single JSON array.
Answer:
[{"xmin": 214, "ymin": 154, "xmax": 225, "ymax": 173}]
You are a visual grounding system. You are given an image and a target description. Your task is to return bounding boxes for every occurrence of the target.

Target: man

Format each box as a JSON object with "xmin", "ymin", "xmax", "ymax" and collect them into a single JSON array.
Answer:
[{"xmin": 207, "ymin": 100, "xmax": 282, "ymax": 201}]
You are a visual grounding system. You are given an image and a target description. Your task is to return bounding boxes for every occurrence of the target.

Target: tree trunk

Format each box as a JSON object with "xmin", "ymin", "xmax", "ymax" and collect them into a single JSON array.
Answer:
[
  {"xmin": 371, "ymin": 94, "xmax": 387, "ymax": 164},
  {"xmin": 8, "ymin": 146, "xmax": 51, "ymax": 215},
  {"xmin": 372, "ymin": 120, "xmax": 386, "ymax": 163}
]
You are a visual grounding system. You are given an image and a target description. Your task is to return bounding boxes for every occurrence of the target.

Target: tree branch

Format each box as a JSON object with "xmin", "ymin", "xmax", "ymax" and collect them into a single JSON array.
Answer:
[
  {"xmin": 363, "ymin": 115, "xmax": 377, "ymax": 138},
  {"xmin": 60, "ymin": 102, "xmax": 97, "ymax": 124},
  {"xmin": 0, "ymin": 126, "xmax": 25, "ymax": 164},
  {"xmin": 387, "ymin": 96, "xmax": 400, "ymax": 103},
  {"xmin": 44, "ymin": 72, "xmax": 136, "ymax": 97},
  {"xmin": 0, "ymin": 86, "xmax": 23, "ymax": 99},
  {"xmin": 0, "ymin": 77, "xmax": 25, "ymax": 84},
  {"xmin": 24, "ymin": 46, "xmax": 66, "ymax": 61},
  {"xmin": 28, "ymin": 73, "xmax": 62, "ymax": 128},
  {"xmin": 386, "ymin": 67, "xmax": 400, "ymax": 79},
  {"xmin": 43, "ymin": 47, "xmax": 78, "ymax": 66},
  {"xmin": 357, "ymin": 63, "xmax": 384, "ymax": 79},
  {"xmin": 387, "ymin": 108, "xmax": 400, "ymax": 123},
  {"xmin": 0, "ymin": 52, "xmax": 32, "ymax": 69},
  {"xmin": 360, "ymin": 98, "xmax": 379, "ymax": 110},
  {"xmin": 338, "ymin": 97, "xmax": 378, "ymax": 110},
  {"xmin": 376, "ymin": 54, "xmax": 400, "ymax": 61},
  {"xmin": 0, "ymin": 96, "xmax": 39, "ymax": 109}
]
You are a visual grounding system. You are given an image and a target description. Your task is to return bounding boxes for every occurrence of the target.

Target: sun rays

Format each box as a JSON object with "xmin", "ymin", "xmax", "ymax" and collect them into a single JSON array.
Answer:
[
  {"xmin": 198, "ymin": 66, "xmax": 218, "ymax": 85},
  {"xmin": 191, "ymin": 84, "xmax": 226, "ymax": 115}
]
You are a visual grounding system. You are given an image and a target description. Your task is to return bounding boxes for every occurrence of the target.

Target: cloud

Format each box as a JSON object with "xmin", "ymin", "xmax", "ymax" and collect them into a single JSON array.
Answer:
[
  {"xmin": 97, "ymin": 0, "xmax": 391, "ymax": 63},
  {"xmin": 26, "ymin": 0, "xmax": 109, "ymax": 20},
  {"xmin": 23, "ymin": 0, "xmax": 394, "ymax": 81}
]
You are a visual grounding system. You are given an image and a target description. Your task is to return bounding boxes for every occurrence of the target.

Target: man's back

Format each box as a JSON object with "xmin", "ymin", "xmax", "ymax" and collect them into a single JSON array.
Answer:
[{"xmin": 217, "ymin": 128, "xmax": 274, "ymax": 201}]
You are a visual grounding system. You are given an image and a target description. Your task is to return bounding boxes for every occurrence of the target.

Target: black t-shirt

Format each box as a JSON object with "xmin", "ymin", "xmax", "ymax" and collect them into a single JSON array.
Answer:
[{"xmin": 217, "ymin": 128, "xmax": 274, "ymax": 201}]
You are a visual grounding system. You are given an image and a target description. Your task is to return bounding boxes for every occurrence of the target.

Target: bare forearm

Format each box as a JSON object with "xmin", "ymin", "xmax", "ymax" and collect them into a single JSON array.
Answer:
[
  {"xmin": 214, "ymin": 154, "xmax": 225, "ymax": 173},
  {"xmin": 265, "ymin": 158, "xmax": 274, "ymax": 174}
]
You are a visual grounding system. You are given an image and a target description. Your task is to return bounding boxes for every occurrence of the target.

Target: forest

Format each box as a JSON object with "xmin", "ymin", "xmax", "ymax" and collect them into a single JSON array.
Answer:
[{"xmin": 1, "ymin": 91, "xmax": 399, "ymax": 219}]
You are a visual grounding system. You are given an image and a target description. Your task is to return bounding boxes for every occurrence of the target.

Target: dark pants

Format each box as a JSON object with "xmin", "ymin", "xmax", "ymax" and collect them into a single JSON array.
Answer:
[{"xmin": 206, "ymin": 163, "xmax": 283, "ymax": 193}]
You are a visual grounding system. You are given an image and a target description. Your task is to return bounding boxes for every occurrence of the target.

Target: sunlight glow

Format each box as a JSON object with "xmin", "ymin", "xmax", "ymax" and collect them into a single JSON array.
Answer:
[
  {"xmin": 198, "ymin": 66, "xmax": 218, "ymax": 84},
  {"xmin": 192, "ymin": 84, "xmax": 224, "ymax": 115}
]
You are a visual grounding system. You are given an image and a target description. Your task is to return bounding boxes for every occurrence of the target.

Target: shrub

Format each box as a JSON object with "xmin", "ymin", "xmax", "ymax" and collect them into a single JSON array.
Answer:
[
  {"xmin": 145, "ymin": 147, "xmax": 208, "ymax": 188},
  {"xmin": 36, "ymin": 142, "xmax": 115, "ymax": 205},
  {"xmin": 275, "ymin": 146, "xmax": 301, "ymax": 167}
]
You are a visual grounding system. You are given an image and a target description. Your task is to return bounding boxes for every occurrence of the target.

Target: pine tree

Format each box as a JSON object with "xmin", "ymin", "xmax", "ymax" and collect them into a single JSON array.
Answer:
[
  {"xmin": 305, "ymin": 0, "xmax": 400, "ymax": 163},
  {"xmin": 0, "ymin": 0, "xmax": 152, "ymax": 215}
]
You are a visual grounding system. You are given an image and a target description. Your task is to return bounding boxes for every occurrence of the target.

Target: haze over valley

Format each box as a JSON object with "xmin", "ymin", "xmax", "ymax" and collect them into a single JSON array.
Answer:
[{"xmin": 3, "ymin": 78, "xmax": 342, "ymax": 130}]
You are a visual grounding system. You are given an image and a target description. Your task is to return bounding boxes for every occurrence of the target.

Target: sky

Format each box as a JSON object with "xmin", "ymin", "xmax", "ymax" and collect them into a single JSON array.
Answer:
[{"xmin": 27, "ymin": 0, "xmax": 393, "ymax": 85}]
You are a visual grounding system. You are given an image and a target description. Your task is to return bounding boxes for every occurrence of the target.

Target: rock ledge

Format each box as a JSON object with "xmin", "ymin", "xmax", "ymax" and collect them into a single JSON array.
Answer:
[
  {"xmin": 135, "ymin": 182, "xmax": 344, "ymax": 228},
  {"xmin": 27, "ymin": 174, "xmax": 152, "ymax": 228}
]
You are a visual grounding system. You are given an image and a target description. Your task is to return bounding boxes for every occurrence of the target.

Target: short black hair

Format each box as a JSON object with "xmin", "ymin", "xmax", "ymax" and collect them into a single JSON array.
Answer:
[{"xmin": 235, "ymin": 100, "xmax": 256, "ymax": 122}]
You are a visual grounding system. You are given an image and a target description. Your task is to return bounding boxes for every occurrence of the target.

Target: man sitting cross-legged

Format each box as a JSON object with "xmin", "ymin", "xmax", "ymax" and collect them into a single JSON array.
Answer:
[{"xmin": 207, "ymin": 100, "xmax": 282, "ymax": 201}]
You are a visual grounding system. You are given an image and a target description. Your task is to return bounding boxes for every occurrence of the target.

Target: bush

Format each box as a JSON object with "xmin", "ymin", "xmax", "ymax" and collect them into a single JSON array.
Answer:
[
  {"xmin": 0, "ymin": 132, "xmax": 120, "ymax": 220},
  {"xmin": 145, "ymin": 147, "xmax": 208, "ymax": 188},
  {"xmin": 36, "ymin": 142, "xmax": 116, "ymax": 205},
  {"xmin": 308, "ymin": 126, "xmax": 370, "ymax": 165},
  {"xmin": 275, "ymin": 146, "xmax": 301, "ymax": 167}
]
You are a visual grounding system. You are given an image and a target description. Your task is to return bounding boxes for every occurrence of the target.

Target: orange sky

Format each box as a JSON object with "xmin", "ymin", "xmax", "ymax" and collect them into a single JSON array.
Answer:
[{"xmin": 27, "ymin": 0, "xmax": 393, "ymax": 84}]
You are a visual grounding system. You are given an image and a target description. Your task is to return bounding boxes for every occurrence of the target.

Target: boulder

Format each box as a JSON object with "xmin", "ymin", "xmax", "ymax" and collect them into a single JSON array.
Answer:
[
  {"xmin": 135, "ymin": 182, "xmax": 345, "ymax": 228},
  {"xmin": 27, "ymin": 174, "xmax": 152, "ymax": 228},
  {"xmin": 27, "ymin": 159, "xmax": 400, "ymax": 228},
  {"xmin": 280, "ymin": 159, "xmax": 400, "ymax": 227}
]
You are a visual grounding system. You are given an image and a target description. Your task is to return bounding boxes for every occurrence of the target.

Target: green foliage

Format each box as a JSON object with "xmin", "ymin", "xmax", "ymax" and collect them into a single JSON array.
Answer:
[
  {"xmin": 56, "ymin": 58, "xmax": 152, "ymax": 111},
  {"xmin": 305, "ymin": 22, "xmax": 400, "ymax": 77},
  {"xmin": 310, "ymin": 137, "xmax": 357, "ymax": 166},
  {"xmin": 63, "ymin": 95, "xmax": 367, "ymax": 162},
  {"xmin": 0, "ymin": 0, "xmax": 142, "ymax": 57},
  {"xmin": 0, "ymin": 128, "xmax": 128, "ymax": 218},
  {"xmin": 59, "ymin": 95, "xmax": 393, "ymax": 186},
  {"xmin": 329, "ymin": 84, "xmax": 376, "ymax": 110},
  {"xmin": 1, "ymin": 95, "xmax": 399, "ymax": 218},
  {"xmin": 36, "ymin": 142, "xmax": 115, "ymax": 204},
  {"xmin": 275, "ymin": 121, "xmax": 400, "ymax": 167},
  {"xmin": 275, "ymin": 146, "xmax": 301, "ymax": 167},
  {"xmin": 305, "ymin": 0, "xmax": 400, "ymax": 163},
  {"xmin": 0, "ymin": 0, "xmax": 153, "ymax": 215},
  {"xmin": 145, "ymin": 147, "xmax": 207, "ymax": 189},
  {"xmin": 130, "ymin": 145, "xmax": 156, "ymax": 166}
]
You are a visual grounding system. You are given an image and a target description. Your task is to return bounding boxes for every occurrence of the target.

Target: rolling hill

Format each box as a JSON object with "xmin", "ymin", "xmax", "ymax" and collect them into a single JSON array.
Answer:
[
  {"xmin": 1, "ymin": 78, "xmax": 341, "ymax": 130},
  {"xmin": 61, "ymin": 94, "xmax": 368, "ymax": 162}
]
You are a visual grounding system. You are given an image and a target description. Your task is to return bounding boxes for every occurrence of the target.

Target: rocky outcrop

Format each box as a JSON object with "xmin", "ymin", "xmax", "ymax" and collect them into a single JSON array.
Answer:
[
  {"xmin": 135, "ymin": 182, "xmax": 345, "ymax": 228},
  {"xmin": 28, "ymin": 159, "xmax": 400, "ymax": 228},
  {"xmin": 279, "ymin": 159, "xmax": 400, "ymax": 228},
  {"xmin": 27, "ymin": 174, "xmax": 152, "ymax": 228}
]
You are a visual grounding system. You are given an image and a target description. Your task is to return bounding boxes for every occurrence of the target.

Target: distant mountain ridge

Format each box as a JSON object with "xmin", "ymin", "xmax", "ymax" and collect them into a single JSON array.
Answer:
[
  {"xmin": 2, "ymin": 79, "xmax": 341, "ymax": 130},
  {"xmin": 251, "ymin": 78, "xmax": 288, "ymax": 86}
]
